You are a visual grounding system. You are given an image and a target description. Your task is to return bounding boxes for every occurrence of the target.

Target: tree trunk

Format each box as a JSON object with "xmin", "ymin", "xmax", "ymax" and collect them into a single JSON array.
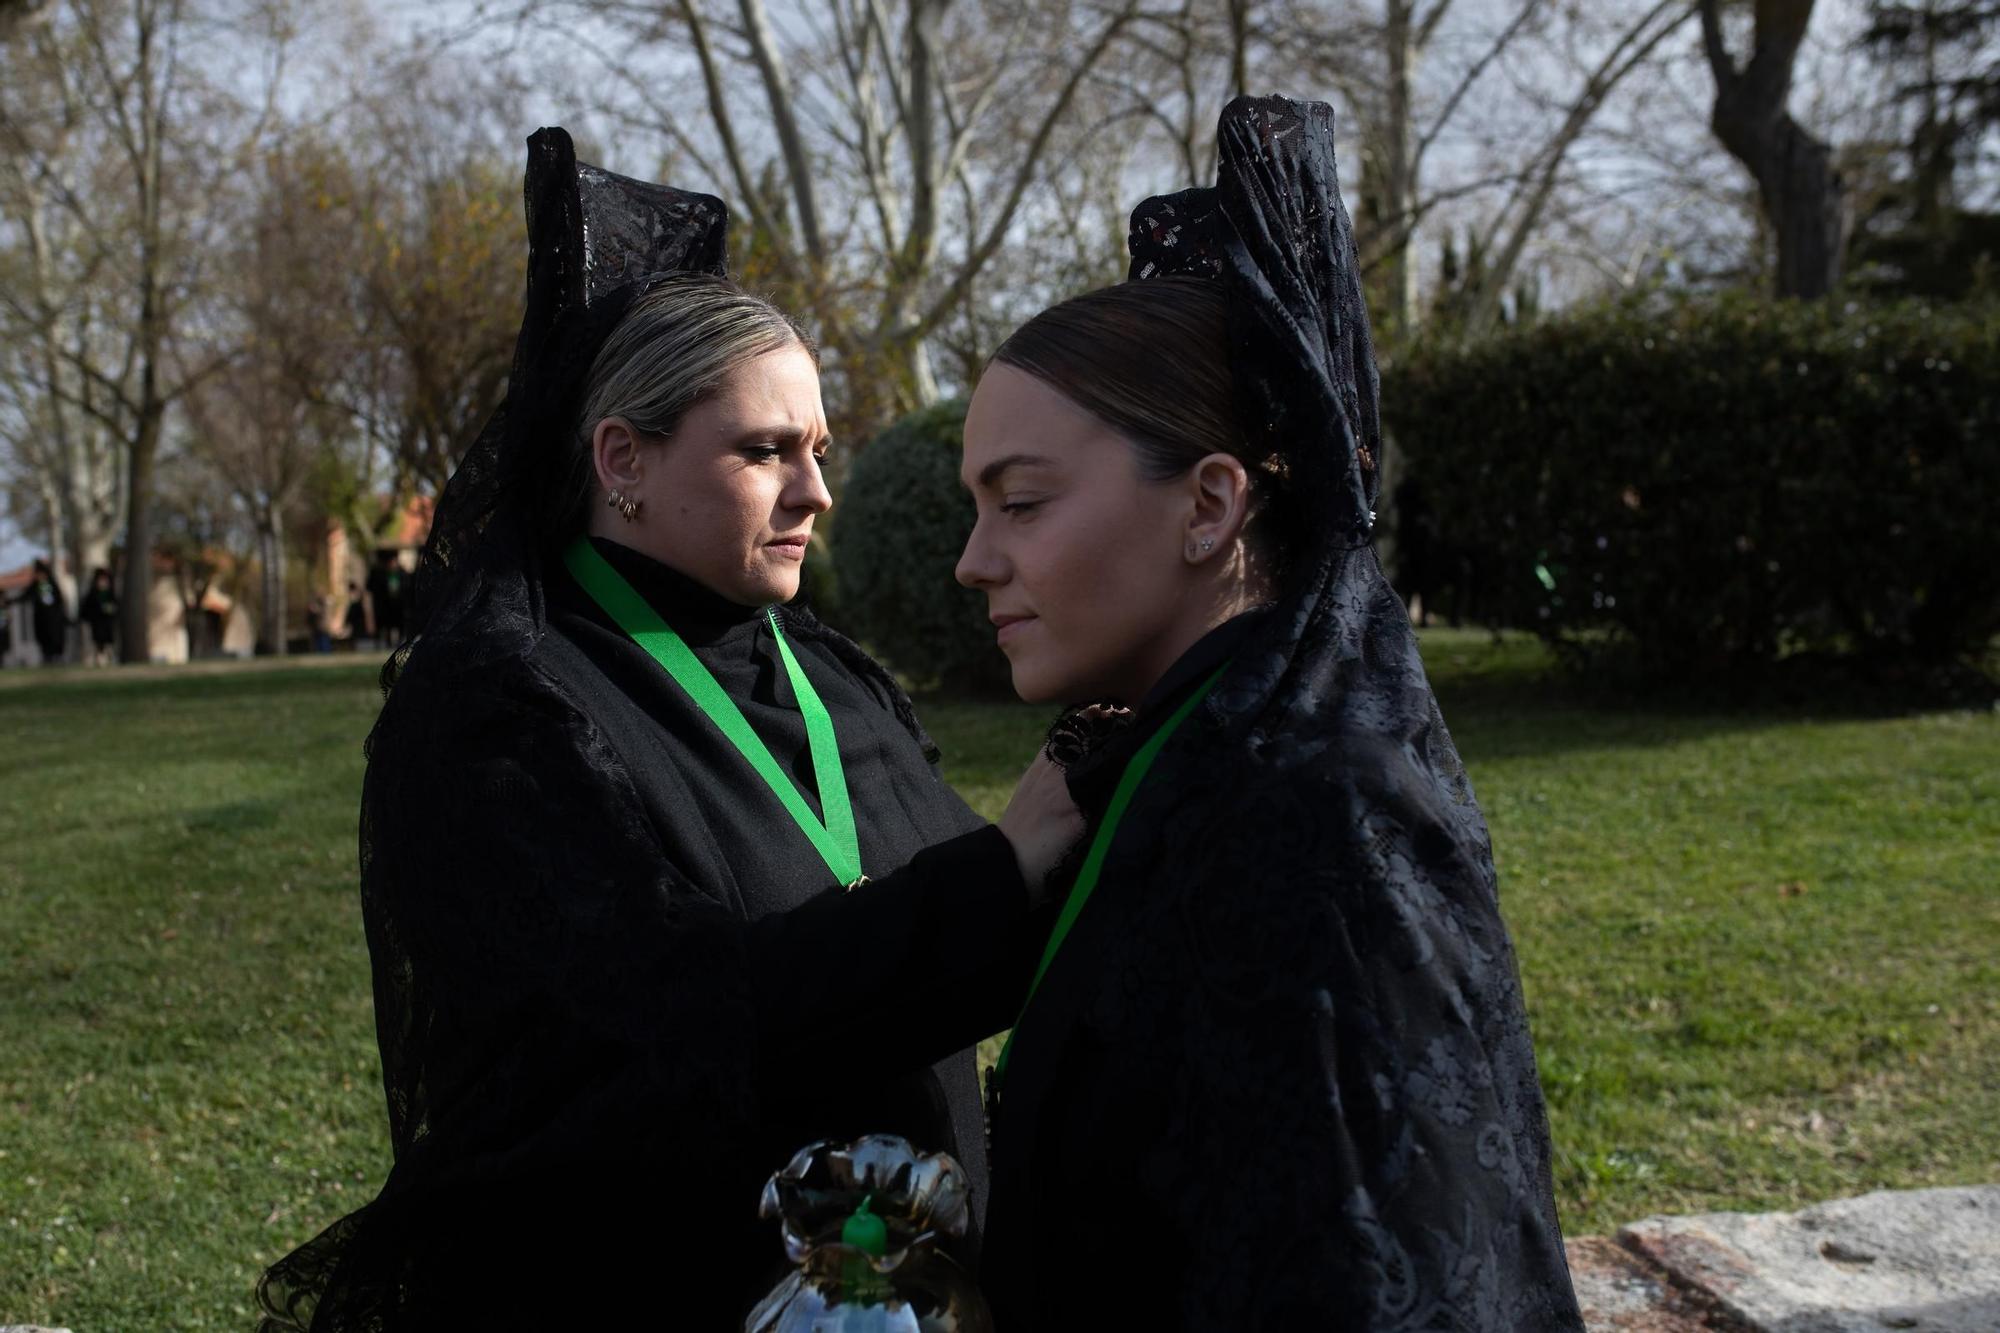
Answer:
[
  {"xmin": 116, "ymin": 0, "xmax": 171, "ymax": 663},
  {"xmin": 1700, "ymin": 0, "xmax": 1847, "ymax": 299},
  {"xmin": 37, "ymin": 472, "xmax": 66, "ymax": 577},
  {"xmin": 737, "ymin": 0, "xmax": 825, "ymax": 261},
  {"xmin": 118, "ymin": 405, "xmax": 163, "ymax": 663},
  {"xmin": 1757, "ymin": 120, "xmax": 1845, "ymax": 298},
  {"xmin": 1226, "ymin": 0, "xmax": 1250, "ymax": 98},
  {"xmin": 259, "ymin": 510, "xmax": 286, "ymax": 655},
  {"xmin": 1378, "ymin": 0, "xmax": 1421, "ymax": 343}
]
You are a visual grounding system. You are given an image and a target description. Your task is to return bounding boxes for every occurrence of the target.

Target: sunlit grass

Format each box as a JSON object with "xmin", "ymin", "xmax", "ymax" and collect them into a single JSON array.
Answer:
[{"xmin": 1, "ymin": 636, "xmax": 1994, "ymax": 1324}]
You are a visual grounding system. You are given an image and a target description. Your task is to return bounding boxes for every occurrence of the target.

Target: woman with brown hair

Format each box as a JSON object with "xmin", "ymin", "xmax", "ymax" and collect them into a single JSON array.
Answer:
[{"xmin": 958, "ymin": 97, "xmax": 1584, "ymax": 1329}]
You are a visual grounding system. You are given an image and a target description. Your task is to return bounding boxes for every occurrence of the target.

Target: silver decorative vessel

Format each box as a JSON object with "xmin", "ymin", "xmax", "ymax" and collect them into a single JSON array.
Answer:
[{"xmin": 745, "ymin": 1134, "xmax": 993, "ymax": 1333}]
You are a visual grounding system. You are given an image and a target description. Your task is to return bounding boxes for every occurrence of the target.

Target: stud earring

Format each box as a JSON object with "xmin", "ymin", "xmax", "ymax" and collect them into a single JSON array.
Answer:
[
  {"xmin": 606, "ymin": 488, "xmax": 641, "ymax": 522},
  {"xmin": 1201, "ymin": 537, "xmax": 1215, "ymax": 552}
]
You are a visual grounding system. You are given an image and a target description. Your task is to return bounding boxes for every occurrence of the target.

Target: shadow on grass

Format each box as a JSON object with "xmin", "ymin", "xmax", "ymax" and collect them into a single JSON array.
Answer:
[
  {"xmin": 912, "ymin": 629, "xmax": 1997, "ymax": 768},
  {"xmin": 0, "ymin": 658, "xmax": 384, "ymax": 707},
  {"xmin": 1419, "ymin": 630, "xmax": 1996, "ymax": 763}
]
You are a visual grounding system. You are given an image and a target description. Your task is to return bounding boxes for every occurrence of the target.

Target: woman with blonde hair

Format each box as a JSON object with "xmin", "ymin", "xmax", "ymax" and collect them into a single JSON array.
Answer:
[{"xmin": 260, "ymin": 129, "xmax": 1072, "ymax": 1331}]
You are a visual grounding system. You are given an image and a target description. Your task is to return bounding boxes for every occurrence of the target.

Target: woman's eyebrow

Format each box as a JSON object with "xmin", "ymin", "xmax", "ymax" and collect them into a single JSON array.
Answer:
[
  {"xmin": 976, "ymin": 452, "xmax": 1057, "ymax": 488},
  {"xmin": 728, "ymin": 423, "xmax": 827, "ymax": 448}
]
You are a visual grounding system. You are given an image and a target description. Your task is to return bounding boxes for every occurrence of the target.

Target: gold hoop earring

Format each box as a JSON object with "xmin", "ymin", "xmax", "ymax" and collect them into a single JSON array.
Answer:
[{"xmin": 606, "ymin": 489, "xmax": 641, "ymax": 523}]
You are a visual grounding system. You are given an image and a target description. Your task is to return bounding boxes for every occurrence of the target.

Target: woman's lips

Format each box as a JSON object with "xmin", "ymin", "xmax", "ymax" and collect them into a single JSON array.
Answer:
[
  {"xmin": 766, "ymin": 535, "xmax": 809, "ymax": 560},
  {"xmin": 992, "ymin": 614, "xmax": 1035, "ymax": 645}
]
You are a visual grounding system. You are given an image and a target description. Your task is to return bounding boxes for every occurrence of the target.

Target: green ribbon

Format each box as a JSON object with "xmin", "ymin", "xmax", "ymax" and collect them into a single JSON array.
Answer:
[
  {"xmin": 993, "ymin": 664, "xmax": 1226, "ymax": 1085},
  {"xmin": 564, "ymin": 538, "xmax": 864, "ymax": 888}
]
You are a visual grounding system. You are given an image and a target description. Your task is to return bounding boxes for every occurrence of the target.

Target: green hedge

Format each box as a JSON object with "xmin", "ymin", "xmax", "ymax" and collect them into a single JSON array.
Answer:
[
  {"xmin": 831, "ymin": 399, "xmax": 1012, "ymax": 694},
  {"xmin": 1384, "ymin": 296, "xmax": 2000, "ymax": 690}
]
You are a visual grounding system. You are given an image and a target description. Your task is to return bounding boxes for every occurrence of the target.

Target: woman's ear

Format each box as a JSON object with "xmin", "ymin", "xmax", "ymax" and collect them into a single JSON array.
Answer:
[
  {"xmin": 1183, "ymin": 453, "xmax": 1252, "ymax": 563},
  {"xmin": 591, "ymin": 418, "xmax": 645, "ymax": 495}
]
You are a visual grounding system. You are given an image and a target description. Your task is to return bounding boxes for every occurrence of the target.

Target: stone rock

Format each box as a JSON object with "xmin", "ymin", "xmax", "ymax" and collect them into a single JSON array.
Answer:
[
  {"xmin": 1618, "ymin": 1185, "xmax": 2000, "ymax": 1333},
  {"xmin": 1568, "ymin": 1235, "xmax": 1731, "ymax": 1331},
  {"xmin": 0, "ymin": 1326, "xmax": 75, "ymax": 1333}
]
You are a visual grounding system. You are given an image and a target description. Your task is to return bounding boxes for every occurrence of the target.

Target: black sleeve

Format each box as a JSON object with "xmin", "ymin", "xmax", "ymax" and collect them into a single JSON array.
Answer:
[
  {"xmin": 746, "ymin": 823, "xmax": 1049, "ymax": 1082},
  {"xmin": 366, "ymin": 661, "xmax": 1035, "ymax": 1142}
]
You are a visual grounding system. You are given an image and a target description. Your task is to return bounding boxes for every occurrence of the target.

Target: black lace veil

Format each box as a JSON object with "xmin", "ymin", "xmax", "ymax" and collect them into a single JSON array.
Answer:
[
  {"xmin": 1128, "ymin": 97, "xmax": 1379, "ymax": 557},
  {"xmin": 384, "ymin": 127, "xmax": 729, "ymax": 692},
  {"xmin": 1055, "ymin": 96, "xmax": 1583, "ymax": 1322},
  {"xmin": 379, "ymin": 128, "xmax": 938, "ymax": 747}
]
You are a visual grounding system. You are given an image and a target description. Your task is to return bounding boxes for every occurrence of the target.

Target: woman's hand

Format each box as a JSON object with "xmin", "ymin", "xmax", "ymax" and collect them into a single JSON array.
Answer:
[{"xmin": 997, "ymin": 751, "xmax": 1085, "ymax": 907}]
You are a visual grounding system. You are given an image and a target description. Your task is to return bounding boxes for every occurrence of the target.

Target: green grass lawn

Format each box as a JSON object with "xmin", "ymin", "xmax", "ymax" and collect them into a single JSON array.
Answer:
[{"xmin": 2, "ymin": 634, "xmax": 1996, "ymax": 1326}]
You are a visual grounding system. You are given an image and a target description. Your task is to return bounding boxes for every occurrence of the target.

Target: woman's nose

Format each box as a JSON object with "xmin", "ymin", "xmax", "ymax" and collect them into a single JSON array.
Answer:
[
  {"xmin": 788, "ymin": 455, "xmax": 833, "ymax": 515},
  {"xmin": 955, "ymin": 516, "xmax": 1004, "ymax": 589}
]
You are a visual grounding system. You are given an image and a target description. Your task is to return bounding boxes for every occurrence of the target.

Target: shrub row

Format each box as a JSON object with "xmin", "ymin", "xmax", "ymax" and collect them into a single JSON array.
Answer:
[
  {"xmin": 1384, "ymin": 296, "xmax": 2000, "ymax": 690},
  {"xmin": 829, "ymin": 399, "xmax": 1012, "ymax": 695}
]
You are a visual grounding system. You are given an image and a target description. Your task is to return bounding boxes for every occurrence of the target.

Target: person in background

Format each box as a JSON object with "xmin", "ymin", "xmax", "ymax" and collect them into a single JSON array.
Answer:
[
  {"xmin": 21, "ymin": 558, "xmax": 69, "ymax": 666},
  {"xmin": 345, "ymin": 580, "xmax": 369, "ymax": 647},
  {"xmin": 306, "ymin": 595, "xmax": 333, "ymax": 654},
  {"xmin": 366, "ymin": 551, "xmax": 406, "ymax": 648},
  {"xmin": 78, "ymin": 567, "xmax": 119, "ymax": 667}
]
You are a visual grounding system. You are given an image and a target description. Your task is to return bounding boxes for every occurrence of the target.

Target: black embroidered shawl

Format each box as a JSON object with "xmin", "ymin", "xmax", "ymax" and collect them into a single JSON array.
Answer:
[{"xmin": 979, "ymin": 96, "xmax": 1585, "ymax": 1330}]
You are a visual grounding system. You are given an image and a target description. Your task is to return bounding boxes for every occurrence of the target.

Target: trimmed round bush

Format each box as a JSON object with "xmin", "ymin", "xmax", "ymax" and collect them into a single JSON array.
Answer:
[
  {"xmin": 1385, "ymin": 295, "xmax": 2000, "ymax": 692},
  {"xmin": 831, "ymin": 399, "xmax": 1012, "ymax": 694}
]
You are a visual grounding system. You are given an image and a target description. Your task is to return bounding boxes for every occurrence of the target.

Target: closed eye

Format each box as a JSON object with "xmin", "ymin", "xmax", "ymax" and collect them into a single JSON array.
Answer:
[{"xmin": 999, "ymin": 499, "xmax": 1045, "ymax": 516}]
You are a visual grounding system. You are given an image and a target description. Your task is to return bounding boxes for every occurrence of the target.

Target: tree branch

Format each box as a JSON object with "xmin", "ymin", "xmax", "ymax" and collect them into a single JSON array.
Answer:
[
  {"xmin": 1466, "ymin": 0, "xmax": 1692, "ymax": 333},
  {"xmin": 912, "ymin": 0, "xmax": 1140, "ymax": 338},
  {"xmin": 737, "ymin": 0, "xmax": 826, "ymax": 260},
  {"xmin": 677, "ymin": 0, "xmax": 797, "ymax": 278},
  {"xmin": 1698, "ymin": 0, "xmax": 1737, "ymax": 91},
  {"xmin": 1414, "ymin": 0, "xmax": 1544, "ymax": 174},
  {"xmin": 1415, "ymin": 0, "xmax": 1456, "ymax": 51}
]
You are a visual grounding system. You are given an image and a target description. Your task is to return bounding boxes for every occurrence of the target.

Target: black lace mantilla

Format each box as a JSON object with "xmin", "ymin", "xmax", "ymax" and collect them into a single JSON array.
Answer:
[
  {"xmin": 381, "ymin": 128, "xmax": 727, "ymax": 698},
  {"xmin": 980, "ymin": 96, "xmax": 1585, "ymax": 1329}
]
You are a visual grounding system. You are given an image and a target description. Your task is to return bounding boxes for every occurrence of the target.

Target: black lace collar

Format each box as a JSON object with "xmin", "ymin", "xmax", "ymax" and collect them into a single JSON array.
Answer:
[
  {"xmin": 1133, "ymin": 606, "xmax": 1270, "ymax": 718},
  {"xmin": 1063, "ymin": 607, "xmax": 1271, "ymax": 816},
  {"xmin": 583, "ymin": 535, "xmax": 766, "ymax": 643}
]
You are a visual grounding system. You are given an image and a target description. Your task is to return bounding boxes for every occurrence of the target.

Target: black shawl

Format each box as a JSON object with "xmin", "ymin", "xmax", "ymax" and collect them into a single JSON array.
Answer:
[{"xmin": 979, "ymin": 96, "xmax": 1585, "ymax": 1331}]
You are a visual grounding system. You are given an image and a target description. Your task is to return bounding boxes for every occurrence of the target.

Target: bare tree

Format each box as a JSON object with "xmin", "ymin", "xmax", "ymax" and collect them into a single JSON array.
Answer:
[
  {"xmin": 286, "ymin": 71, "xmax": 523, "ymax": 524},
  {"xmin": 1454, "ymin": 0, "xmax": 1693, "ymax": 333},
  {"xmin": 487, "ymin": 0, "xmax": 1142, "ymax": 430},
  {"xmin": 0, "ymin": 0, "xmax": 294, "ymax": 660},
  {"xmin": 1699, "ymin": 0, "xmax": 1849, "ymax": 297},
  {"xmin": 0, "ymin": 27, "xmax": 129, "ymax": 591},
  {"xmin": 182, "ymin": 156, "xmax": 346, "ymax": 656},
  {"xmin": 1289, "ymin": 0, "xmax": 1552, "ymax": 341}
]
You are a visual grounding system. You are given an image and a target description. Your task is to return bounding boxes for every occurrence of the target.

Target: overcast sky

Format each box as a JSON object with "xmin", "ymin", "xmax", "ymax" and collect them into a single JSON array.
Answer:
[{"xmin": 0, "ymin": 0, "xmax": 1924, "ymax": 574}]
